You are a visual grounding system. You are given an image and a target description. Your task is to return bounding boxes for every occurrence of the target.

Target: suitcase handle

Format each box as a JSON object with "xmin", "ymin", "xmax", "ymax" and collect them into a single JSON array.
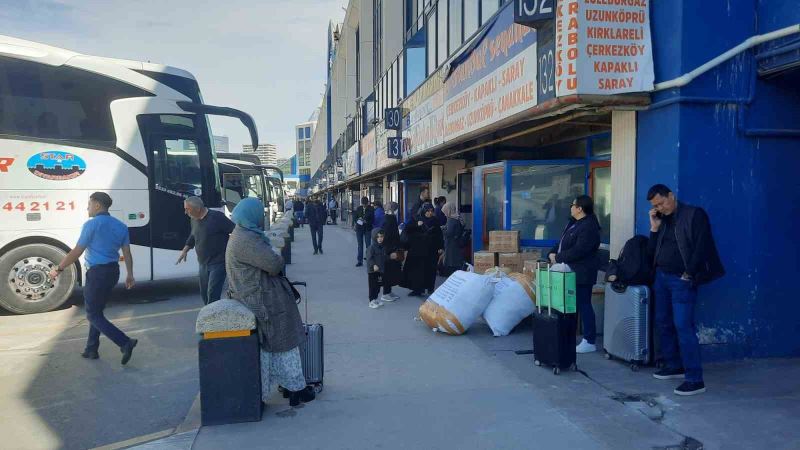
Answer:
[{"xmin": 290, "ymin": 281, "xmax": 309, "ymax": 321}]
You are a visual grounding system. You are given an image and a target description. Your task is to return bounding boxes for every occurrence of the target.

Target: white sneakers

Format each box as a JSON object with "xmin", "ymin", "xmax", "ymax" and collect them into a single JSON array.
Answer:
[
  {"xmin": 576, "ymin": 338, "xmax": 597, "ymax": 353},
  {"xmin": 381, "ymin": 293, "xmax": 399, "ymax": 302},
  {"xmin": 368, "ymin": 300, "xmax": 383, "ymax": 309}
]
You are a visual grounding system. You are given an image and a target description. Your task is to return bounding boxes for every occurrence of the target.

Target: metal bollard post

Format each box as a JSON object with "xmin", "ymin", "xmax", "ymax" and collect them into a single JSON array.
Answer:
[{"xmin": 196, "ymin": 300, "xmax": 261, "ymax": 426}]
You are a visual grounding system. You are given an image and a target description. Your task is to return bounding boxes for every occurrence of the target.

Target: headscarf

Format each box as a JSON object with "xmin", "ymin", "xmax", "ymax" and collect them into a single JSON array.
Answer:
[
  {"xmin": 387, "ymin": 201, "xmax": 399, "ymax": 215},
  {"xmin": 231, "ymin": 198, "xmax": 269, "ymax": 244},
  {"xmin": 442, "ymin": 202, "xmax": 460, "ymax": 220},
  {"xmin": 419, "ymin": 202, "xmax": 438, "ymax": 229}
]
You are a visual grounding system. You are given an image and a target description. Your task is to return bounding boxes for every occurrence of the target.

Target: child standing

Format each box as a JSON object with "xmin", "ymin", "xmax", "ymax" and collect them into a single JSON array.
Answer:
[{"xmin": 366, "ymin": 229, "xmax": 386, "ymax": 309}]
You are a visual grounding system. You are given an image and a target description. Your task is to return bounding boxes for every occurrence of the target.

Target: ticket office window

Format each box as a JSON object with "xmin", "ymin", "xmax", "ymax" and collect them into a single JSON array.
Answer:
[{"xmin": 509, "ymin": 162, "xmax": 586, "ymax": 248}]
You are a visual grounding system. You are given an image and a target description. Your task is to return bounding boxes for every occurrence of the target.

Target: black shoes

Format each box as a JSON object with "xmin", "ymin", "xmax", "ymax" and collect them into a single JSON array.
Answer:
[
  {"xmin": 288, "ymin": 386, "xmax": 316, "ymax": 407},
  {"xmin": 408, "ymin": 291, "xmax": 423, "ymax": 297},
  {"xmin": 81, "ymin": 349, "xmax": 99, "ymax": 360},
  {"xmin": 121, "ymin": 339, "xmax": 137, "ymax": 365},
  {"xmin": 313, "ymin": 250, "xmax": 318, "ymax": 255},
  {"xmin": 653, "ymin": 367, "xmax": 686, "ymax": 380},
  {"xmin": 319, "ymin": 249, "xmax": 324, "ymax": 254},
  {"xmin": 674, "ymin": 381, "xmax": 706, "ymax": 396},
  {"xmin": 356, "ymin": 262, "xmax": 363, "ymax": 267}
]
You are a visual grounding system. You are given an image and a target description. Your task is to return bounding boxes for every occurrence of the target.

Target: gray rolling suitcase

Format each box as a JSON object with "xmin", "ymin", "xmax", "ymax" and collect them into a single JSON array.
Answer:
[
  {"xmin": 603, "ymin": 283, "xmax": 651, "ymax": 371},
  {"xmin": 291, "ymin": 282, "xmax": 324, "ymax": 393}
]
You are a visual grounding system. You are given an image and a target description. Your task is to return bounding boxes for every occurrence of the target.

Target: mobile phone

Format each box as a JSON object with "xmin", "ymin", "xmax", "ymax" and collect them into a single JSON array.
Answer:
[{"xmin": 655, "ymin": 211, "xmax": 664, "ymax": 219}]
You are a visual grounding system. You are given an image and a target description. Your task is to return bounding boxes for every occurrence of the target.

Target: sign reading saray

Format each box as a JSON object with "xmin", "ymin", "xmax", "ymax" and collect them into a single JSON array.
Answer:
[{"xmin": 555, "ymin": 0, "xmax": 654, "ymax": 95}]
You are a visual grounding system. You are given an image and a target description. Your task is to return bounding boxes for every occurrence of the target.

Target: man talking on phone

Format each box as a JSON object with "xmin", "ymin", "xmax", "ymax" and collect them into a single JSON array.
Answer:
[{"xmin": 647, "ymin": 184, "xmax": 725, "ymax": 396}]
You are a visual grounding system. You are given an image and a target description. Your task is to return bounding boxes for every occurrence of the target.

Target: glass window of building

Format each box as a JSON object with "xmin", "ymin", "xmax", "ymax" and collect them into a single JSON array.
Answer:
[
  {"xmin": 427, "ymin": 10, "xmax": 437, "ymax": 75},
  {"xmin": 449, "ymin": 0, "xmax": 463, "ymax": 55},
  {"xmin": 481, "ymin": 0, "xmax": 499, "ymax": 24},
  {"xmin": 510, "ymin": 164, "xmax": 586, "ymax": 242},
  {"xmin": 406, "ymin": 43, "xmax": 426, "ymax": 94},
  {"xmin": 437, "ymin": 0, "xmax": 448, "ymax": 66},
  {"xmin": 592, "ymin": 165, "xmax": 612, "ymax": 243},
  {"xmin": 398, "ymin": 52, "xmax": 405, "ymax": 100},
  {"xmin": 464, "ymin": 0, "xmax": 479, "ymax": 39}
]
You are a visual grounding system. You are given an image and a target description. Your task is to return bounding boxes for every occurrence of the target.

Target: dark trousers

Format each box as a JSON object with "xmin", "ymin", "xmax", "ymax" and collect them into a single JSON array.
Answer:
[
  {"xmin": 356, "ymin": 226, "xmax": 371, "ymax": 262},
  {"xmin": 368, "ymin": 272, "xmax": 383, "ymax": 301},
  {"xmin": 654, "ymin": 270, "xmax": 703, "ymax": 382},
  {"xmin": 310, "ymin": 225, "xmax": 324, "ymax": 251},
  {"xmin": 84, "ymin": 264, "xmax": 130, "ymax": 351},
  {"xmin": 576, "ymin": 284, "xmax": 597, "ymax": 344},
  {"xmin": 329, "ymin": 210, "xmax": 337, "ymax": 224},
  {"xmin": 199, "ymin": 262, "xmax": 226, "ymax": 305},
  {"xmin": 424, "ymin": 254, "xmax": 438, "ymax": 293}
]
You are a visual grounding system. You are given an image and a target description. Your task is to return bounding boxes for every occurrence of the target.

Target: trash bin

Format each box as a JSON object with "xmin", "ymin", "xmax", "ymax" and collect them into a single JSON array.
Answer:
[{"xmin": 196, "ymin": 299, "xmax": 261, "ymax": 426}]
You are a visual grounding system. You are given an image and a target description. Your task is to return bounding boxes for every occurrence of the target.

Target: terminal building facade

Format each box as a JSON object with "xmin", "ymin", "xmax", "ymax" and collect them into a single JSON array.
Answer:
[{"xmin": 307, "ymin": 0, "xmax": 800, "ymax": 362}]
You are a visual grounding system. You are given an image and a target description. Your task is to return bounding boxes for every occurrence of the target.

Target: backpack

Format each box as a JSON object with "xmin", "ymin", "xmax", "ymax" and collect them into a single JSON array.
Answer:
[{"xmin": 606, "ymin": 235, "xmax": 652, "ymax": 286}]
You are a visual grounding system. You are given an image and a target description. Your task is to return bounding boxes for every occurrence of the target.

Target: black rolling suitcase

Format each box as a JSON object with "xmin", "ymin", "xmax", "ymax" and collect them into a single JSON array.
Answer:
[
  {"xmin": 290, "ymin": 282, "xmax": 324, "ymax": 393},
  {"xmin": 533, "ymin": 263, "xmax": 577, "ymax": 375}
]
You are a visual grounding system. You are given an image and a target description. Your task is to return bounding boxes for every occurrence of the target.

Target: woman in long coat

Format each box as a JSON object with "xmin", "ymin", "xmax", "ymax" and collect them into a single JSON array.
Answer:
[
  {"xmin": 380, "ymin": 202, "xmax": 402, "ymax": 301},
  {"xmin": 420, "ymin": 203, "xmax": 445, "ymax": 294},
  {"xmin": 225, "ymin": 198, "xmax": 315, "ymax": 407},
  {"xmin": 401, "ymin": 204, "xmax": 432, "ymax": 297},
  {"xmin": 441, "ymin": 202, "xmax": 465, "ymax": 276}
]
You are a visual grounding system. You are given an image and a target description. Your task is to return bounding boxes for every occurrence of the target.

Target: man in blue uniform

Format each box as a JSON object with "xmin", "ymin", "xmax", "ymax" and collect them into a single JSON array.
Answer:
[{"xmin": 50, "ymin": 192, "xmax": 137, "ymax": 365}]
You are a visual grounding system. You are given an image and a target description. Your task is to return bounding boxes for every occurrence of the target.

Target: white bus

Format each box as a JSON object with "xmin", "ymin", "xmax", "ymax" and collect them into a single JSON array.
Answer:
[{"xmin": 0, "ymin": 35, "xmax": 260, "ymax": 314}]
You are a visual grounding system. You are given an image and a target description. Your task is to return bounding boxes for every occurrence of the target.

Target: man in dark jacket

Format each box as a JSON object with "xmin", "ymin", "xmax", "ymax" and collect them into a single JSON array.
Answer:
[
  {"xmin": 405, "ymin": 186, "xmax": 430, "ymax": 226},
  {"xmin": 548, "ymin": 195, "xmax": 602, "ymax": 354},
  {"xmin": 305, "ymin": 199, "xmax": 326, "ymax": 254},
  {"xmin": 179, "ymin": 196, "xmax": 235, "ymax": 305},
  {"xmin": 354, "ymin": 197, "xmax": 374, "ymax": 266},
  {"xmin": 293, "ymin": 198, "xmax": 305, "ymax": 227},
  {"xmin": 647, "ymin": 184, "xmax": 724, "ymax": 396}
]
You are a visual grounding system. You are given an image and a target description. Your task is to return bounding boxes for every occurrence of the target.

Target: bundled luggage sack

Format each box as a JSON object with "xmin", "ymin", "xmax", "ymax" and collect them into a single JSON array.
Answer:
[
  {"xmin": 483, "ymin": 273, "xmax": 536, "ymax": 337},
  {"xmin": 603, "ymin": 283, "xmax": 651, "ymax": 371},
  {"xmin": 533, "ymin": 263, "xmax": 577, "ymax": 374},
  {"xmin": 419, "ymin": 270, "xmax": 494, "ymax": 335},
  {"xmin": 291, "ymin": 282, "xmax": 324, "ymax": 392}
]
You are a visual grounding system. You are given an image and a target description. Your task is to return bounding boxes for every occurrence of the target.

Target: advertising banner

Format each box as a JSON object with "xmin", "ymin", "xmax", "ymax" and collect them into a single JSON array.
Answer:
[
  {"xmin": 555, "ymin": 0, "xmax": 654, "ymax": 96},
  {"xmin": 344, "ymin": 142, "xmax": 359, "ymax": 179},
  {"xmin": 360, "ymin": 129, "xmax": 377, "ymax": 175}
]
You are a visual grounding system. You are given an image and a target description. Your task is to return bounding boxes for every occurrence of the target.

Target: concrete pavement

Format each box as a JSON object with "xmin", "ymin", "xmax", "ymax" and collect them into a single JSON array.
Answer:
[
  {"xmin": 135, "ymin": 223, "xmax": 800, "ymax": 450},
  {"xmin": 0, "ymin": 278, "xmax": 204, "ymax": 450}
]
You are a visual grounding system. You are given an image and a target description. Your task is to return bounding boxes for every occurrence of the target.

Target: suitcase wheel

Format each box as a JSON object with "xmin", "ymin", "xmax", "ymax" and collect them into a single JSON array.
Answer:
[
  {"xmin": 313, "ymin": 383, "xmax": 324, "ymax": 394},
  {"xmin": 571, "ymin": 363, "xmax": 578, "ymax": 372},
  {"xmin": 604, "ymin": 352, "xmax": 612, "ymax": 360},
  {"xmin": 534, "ymin": 360, "xmax": 541, "ymax": 367},
  {"xmin": 553, "ymin": 367, "xmax": 560, "ymax": 375},
  {"xmin": 630, "ymin": 363, "xmax": 640, "ymax": 372}
]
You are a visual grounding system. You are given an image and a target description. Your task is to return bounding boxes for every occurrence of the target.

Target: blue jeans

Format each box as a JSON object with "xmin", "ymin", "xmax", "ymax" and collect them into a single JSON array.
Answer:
[
  {"xmin": 84, "ymin": 263, "xmax": 130, "ymax": 351},
  {"xmin": 199, "ymin": 262, "xmax": 226, "ymax": 305},
  {"xmin": 654, "ymin": 269, "xmax": 703, "ymax": 382},
  {"xmin": 356, "ymin": 226, "xmax": 371, "ymax": 263},
  {"xmin": 576, "ymin": 284, "xmax": 596, "ymax": 344}
]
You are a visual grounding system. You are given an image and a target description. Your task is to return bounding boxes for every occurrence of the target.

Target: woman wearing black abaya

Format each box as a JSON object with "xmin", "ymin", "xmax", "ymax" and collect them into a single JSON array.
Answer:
[
  {"xmin": 380, "ymin": 202, "xmax": 402, "ymax": 302},
  {"xmin": 419, "ymin": 203, "xmax": 445, "ymax": 295}
]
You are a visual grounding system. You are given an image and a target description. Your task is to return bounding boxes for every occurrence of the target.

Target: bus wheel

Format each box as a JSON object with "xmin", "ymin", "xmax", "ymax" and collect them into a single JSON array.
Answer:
[{"xmin": 0, "ymin": 244, "xmax": 77, "ymax": 314}]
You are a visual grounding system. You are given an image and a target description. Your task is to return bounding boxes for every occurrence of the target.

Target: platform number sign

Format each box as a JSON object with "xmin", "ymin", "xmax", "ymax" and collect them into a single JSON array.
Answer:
[
  {"xmin": 387, "ymin": 137, "xmax": 402, "ymax": 159},
  {"xmin": 514, "ymin": 0, "xmax": 554, "ymax": 25},
  {"xmin": 385, "ymin": 108, "xmax": 402, "ymax": 131}
]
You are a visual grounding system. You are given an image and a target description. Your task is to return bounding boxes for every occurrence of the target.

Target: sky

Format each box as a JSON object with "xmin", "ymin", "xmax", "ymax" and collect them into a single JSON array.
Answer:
[{"xmin": 0, "ymin": 0, "xmax": 346, "ymax": 158}]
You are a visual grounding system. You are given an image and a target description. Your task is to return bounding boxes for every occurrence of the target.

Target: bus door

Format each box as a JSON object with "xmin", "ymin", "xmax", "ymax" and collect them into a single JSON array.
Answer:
[{"xmin": 138, "ymin": 113, "xmax": 218, "ymax": 278}]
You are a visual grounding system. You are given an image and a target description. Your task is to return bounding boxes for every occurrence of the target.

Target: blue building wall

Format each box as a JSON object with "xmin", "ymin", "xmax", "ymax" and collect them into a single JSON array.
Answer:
[{"xmin": 636, "ymin": 0, "xmax": 800, "ymax": 360}]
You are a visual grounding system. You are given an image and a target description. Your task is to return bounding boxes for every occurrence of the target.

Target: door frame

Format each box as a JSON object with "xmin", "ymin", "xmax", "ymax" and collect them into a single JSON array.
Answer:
[{"xmin": 481, "ymin": 167, "xmax": 505, "ymax": 246}]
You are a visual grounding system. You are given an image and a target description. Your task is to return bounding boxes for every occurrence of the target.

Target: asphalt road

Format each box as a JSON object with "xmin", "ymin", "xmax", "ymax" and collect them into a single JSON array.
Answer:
[{"xmin": 0, "ymin": 278, "xmax": 204, "ymax": 450}]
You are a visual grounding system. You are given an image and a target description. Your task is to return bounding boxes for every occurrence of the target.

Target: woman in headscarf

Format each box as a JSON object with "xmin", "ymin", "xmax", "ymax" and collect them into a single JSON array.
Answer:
[
  {"xmin": 401, "ymin": 203, "xmax": 431, "ymax": 297},
  {"xmin": 441, "ymin": 202, "xmax": 466, "ymax": 277},
  {"xmin": 225, "ymin": 198, "xmax": 315, "ymax": 408},
  {"xmin": 379, "ymin": 201, "xmax": 402, "ymax": 302},
  {"xmin": 420, "ymin": 203, "xmax": 445, "ymax": 294}
]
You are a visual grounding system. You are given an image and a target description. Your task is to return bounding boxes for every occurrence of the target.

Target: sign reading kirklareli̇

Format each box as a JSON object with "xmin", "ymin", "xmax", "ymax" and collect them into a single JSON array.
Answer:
[{"xmin": 555, "ymin": 0, "xmax": 654, "ymax": 96}]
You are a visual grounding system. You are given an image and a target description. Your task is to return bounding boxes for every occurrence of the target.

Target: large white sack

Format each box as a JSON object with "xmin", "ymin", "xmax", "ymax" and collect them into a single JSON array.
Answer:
[
  {"xmin": 419, "ymin": 270, "xmax": 494, "ymax": 335},
  {"xmin": 484, "ymin": 273, "xmax": 536, "ymax": 337}
]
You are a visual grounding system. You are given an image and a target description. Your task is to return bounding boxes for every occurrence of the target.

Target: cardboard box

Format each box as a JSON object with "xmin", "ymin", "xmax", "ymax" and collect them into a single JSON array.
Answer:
[
  {"xmin": 520, "ymin": 249, "xmax": 542, "ymax": 263},
  {"xmin": 488, "ymin": 230, "xmax": 520, "ymax": 253},
  {"xmin": 473, "ymin": 251, "xmax": 497, "ymax": 274},
  {"xmin": 498, "ymin": 253, "xmax": 523, "ymax": 273},
  {"xmin": 522, "ymin": 260, "xmax": 538, "ymax": 281}
]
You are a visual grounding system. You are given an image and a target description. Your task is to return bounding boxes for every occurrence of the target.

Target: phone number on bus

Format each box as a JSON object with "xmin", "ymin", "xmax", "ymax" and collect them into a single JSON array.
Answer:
[{"xmin": 1, "ymin": 201, "xmax": 78, "ymax": 212}]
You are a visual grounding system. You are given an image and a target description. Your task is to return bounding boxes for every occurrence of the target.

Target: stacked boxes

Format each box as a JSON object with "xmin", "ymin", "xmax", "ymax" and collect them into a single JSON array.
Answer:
[
  {"xmin": 498, "ymin": 253, "xmax": 523, "ymax": 273},
  {"xmin": 473, "ymin": 251, "xmax": 497, "ymax": 274},
  {"xmin": 488, "ymin": 230, "xmax": 520, "ymax": 253}
]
